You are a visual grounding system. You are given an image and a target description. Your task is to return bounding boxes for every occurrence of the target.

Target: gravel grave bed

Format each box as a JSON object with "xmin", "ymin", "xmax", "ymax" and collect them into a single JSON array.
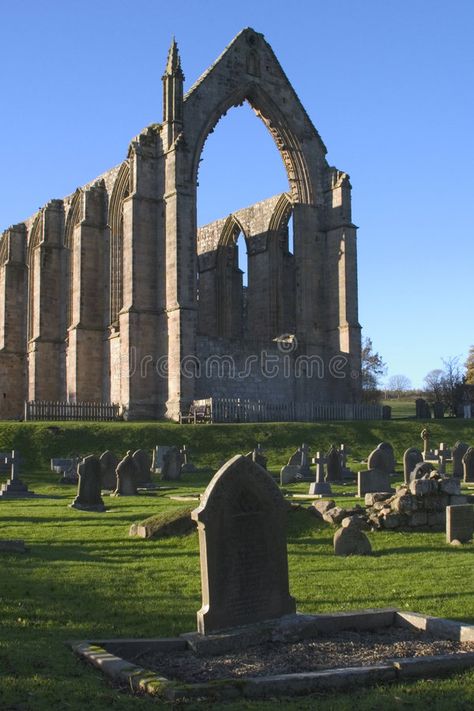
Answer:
[{"xmin": 131, "ymin": 628, "xmax": 474, "ymax": 683}]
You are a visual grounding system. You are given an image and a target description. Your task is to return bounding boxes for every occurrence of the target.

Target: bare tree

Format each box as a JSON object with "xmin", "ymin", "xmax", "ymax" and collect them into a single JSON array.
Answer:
[
  {"xmin": 387, "ymin": 374, "xmax": 411, "ymax": 398},
  {"xmin": 424, "ymin": 369, "xmax": 444, "ymax": 402}
]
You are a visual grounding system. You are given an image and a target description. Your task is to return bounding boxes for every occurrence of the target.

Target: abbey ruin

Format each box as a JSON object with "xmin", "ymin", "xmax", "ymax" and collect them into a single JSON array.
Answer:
[{"xmin": 0, "ymin": 28, "xmax": 361, "ymax": 421}]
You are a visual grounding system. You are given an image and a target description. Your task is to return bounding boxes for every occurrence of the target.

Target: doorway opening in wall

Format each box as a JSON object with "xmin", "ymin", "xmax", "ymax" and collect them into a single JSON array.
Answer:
[{"xmin": 196, "ymin": 101, "xmax": 290, "ymax": 341}]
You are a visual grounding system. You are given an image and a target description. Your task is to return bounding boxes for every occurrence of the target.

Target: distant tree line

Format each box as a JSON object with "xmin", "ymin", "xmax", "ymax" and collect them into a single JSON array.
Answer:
[{"xmin": 361, "ymin": 338, "xmax": 474, "ymax": 416}]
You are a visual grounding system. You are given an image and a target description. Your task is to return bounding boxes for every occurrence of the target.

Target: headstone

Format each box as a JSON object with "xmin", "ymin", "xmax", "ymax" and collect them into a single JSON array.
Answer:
[
  {"xmin": 280, "ymin": 465, "xmax": 299, "ymax": 485},
  {"xmin": 403, "ymin": 448, "xmax": 423, "ymax": 484},
  {"xmin": 246, "ymin": 443, "xmax": 267, "ymax": 471},
  {"xmin": 382, "ymin": 405, "xmax": 392, "ymax": 420},
  {"xmin": 446, "ymin": 505, "xmax": 474, "ymax": 544},
  {"xmin": 452, "ymin": 441, "xmax": 470, "ymax": 478},
  {"xmin": 51, "ymin": 457, "xmax": 79, "ymax": 484},
  {"xmin": 333, "ymin": 527, "xmax": 372, "ymax": 556},
  {"xmin": 420, "ymin": 428, "xmax": 436, "ymax": 461},
  {"xmin": 113, "ymin": 451, "xmax": 138, "ymax": 496},
  {"xmin": 463, "ymin": 447, "xmax": 474, "ymax": 483},
  {"xmin": 410, "ymin": 461, "xmax": 435, "ymax": 481},
  {"xmin": 339, "ymin": 444, "xmax": 353, "ymax": 479},
  {"xmin": 70, "ymin": 455, "xmax": 105, "ymax": 512},
  {"xmin": 433, "ymin": 402, "xmax": 445, "ymax": 419},
  {"xmin": 288, "ymin": 443, "xmax": 312, "ymax": 479},
  {"xmin": 132, "ymin": 449, "xmax": 152, "ymax": 484},
  {"xmin": 437, "ymin": 442, "xmax": 449, "ymax": 475},
  {"xmin": 99, "ymin": 451, "xmax": 118, "ymax": 489},
  {"xmin": 464, "ymin": 404, "xmax": 472, "ymax": 420},
  {"xmin": 161, "ymin": 446, "xmax": 184, "ymax": 481},
  {"xmin": 309, "ymin": 452, "xmax": 332, "ymax": 495},
  {"xmin": 0, "ymin": 451, "xmax": 35, "ymax": 499},
  {"xmin": 180, "ymin": 445, "xmax": 198, "ymax": 473},
  {"xmin": 151, "ymin": 446, "xmax": 171, "ymax": 474},
  {"xmin": 326, "ymin": 444, "xmax": 342, "ymax": 482},
  {"xmin": 357, "ymin": 470, "xmax": 392, "ymax": 497},
  {"xmin": 367, "ymin": 442, "xmax": 395, "ymax": 475},
  {"xmin": 415, "ymin": 398, "xmax": 431, "ymax": 419},
  {"xmin": 191, "ymin": 454, "xmax": 296, "ymax": 634}
]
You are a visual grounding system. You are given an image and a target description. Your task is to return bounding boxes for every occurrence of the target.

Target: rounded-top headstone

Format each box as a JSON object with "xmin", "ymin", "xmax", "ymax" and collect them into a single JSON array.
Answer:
[
  {"xmin": 132, "ymin": 449, "xmax": 152, "ymax": 484},
  {"xmin": 114, "ymin": 451, "xmax": 138, "ymax": 496},
  {"xmin": 70, "ymin": 455, "xmax": 105, "ymax": 512},
  {"xmin": 99, "ymin": 450, "xmax": 118, "ymax": 490}
]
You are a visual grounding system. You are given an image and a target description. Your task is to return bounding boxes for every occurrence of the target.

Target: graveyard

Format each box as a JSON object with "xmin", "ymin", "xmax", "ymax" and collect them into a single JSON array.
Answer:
[{"xmin": 0, "ymin": 419, "xmax": 473, "ymax": 708}]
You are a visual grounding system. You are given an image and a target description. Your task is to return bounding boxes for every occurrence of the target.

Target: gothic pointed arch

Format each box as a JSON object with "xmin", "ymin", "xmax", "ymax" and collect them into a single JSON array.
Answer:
[
  {"xmin": 64, "ymin": 189, "xmax": 83, "ymax": 328},
  {"xmin": 184, "ymin": 30, "xmax": 324, "ymax": 207},
  {"xmin": 108, "ymin": 161, "xmax": 130, "ymax": 327},
  {"xmin": 216, "ymin": 214, "xmax": 248, "ymax": 339}
]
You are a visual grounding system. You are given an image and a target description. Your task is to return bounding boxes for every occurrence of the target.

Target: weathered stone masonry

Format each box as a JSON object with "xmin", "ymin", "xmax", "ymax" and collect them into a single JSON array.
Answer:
[{"xmin": 0, "ymin": 28, "xmax": 361, "ymax": 420}]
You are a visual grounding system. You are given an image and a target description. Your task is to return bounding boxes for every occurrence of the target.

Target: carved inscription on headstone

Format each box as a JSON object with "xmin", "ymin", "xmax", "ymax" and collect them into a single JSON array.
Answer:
[{"xmin": 191, "ymin": 454, "xmax": 295, "ymax": 634}]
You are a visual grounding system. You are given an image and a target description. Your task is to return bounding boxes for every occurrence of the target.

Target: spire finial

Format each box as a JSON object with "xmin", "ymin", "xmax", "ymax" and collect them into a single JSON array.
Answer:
[{"xmin": 165, "ymin": 36, "xmax": 184, "ymax": 78}]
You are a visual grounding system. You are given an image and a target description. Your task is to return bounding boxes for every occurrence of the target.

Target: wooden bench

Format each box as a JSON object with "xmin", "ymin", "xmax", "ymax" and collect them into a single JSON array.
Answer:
[{"xmin": 179, "ymin": 403, "xmax": 212, "ymax": 424}]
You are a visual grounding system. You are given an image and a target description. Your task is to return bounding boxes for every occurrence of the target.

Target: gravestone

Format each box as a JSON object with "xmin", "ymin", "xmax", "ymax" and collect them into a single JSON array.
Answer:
[
  {"xmin": 415, "ymin": 398, "xmax": 431, "ymax": 419},
  {"xmin": 367, "ymin": 442, "xmax": 395, "ymax": 475},
  {"xmin": 288, "ymin": 443, "xmax": 312, "ymax": 479},
  {"xmin": 161, "ymin": 446, "xmax": 183, "ymax": 481},
  {"xmin": 421, "ymin": 428, "xmax": 429, "ymax": 457},
  {"xmin": 452, "ymin": 441, "xmax": 470, "ymax": 478},
  {"xmin": 410, "ymin": 461, "xmax": 435, "ymax": 481},
  {"xmin": 309, "ymin": 452, "xmax": 332, "ymax": 495},
  {"xmin": 280, "ymin": 465, "xmax": 299, "ymax": 485},
  {"xmin": 51, "ymin": 457, "xmax": 79, "ymax": 484},
  {"xmin": 326, "ymin": 444, "xmax": 342, "ymax": 482},
  {"xmin": 99, "ymin": 451, "xmax": 118, "ymax": 489},
  {"xmin": 132, "ymin": 449, "xmax": 152, "ymax": 484},
  {"xmin": 181, "ymin": 445, "xmax": 197, "ymax": 473},
  {"xmin": 357, "ymin": 470, "xmax": 392, "ymax": 497},
  {"xmin": 151, "ymin": 446, "xmax": 171, "ymax": 474},
  {"xmin": 433, "ymin": 402, "xmax": 445, "ymax": 419},
  {"xmin": 436, "ymin": 442, "xmax": 450, "ymax": 475},
  {"xmin": 113, "ymin": 451, "xmax": 138, "ymax": 496},
  {"xmin": 446, "ymin": 505, "xmax": 474, "ymax": 544},
  {"xmin": 339, "ymin": 444, "xmax": 353, "ymax": 479},
  {"xmin": 191, "ymin": 454, "xmax": 296, "ymax": 634},
  {"xmin": 70, "ymin": 455, "xmax": 105, "ymax": 512},
  {"xmin": 246, "ymin": 444, "xmax": 267, "ymax": 471},
  {"xmin": 463, "ymin": 447, "xmax": 474, "ymax": 483},
  {"xmin": 0, "ymin": 451, "xmax": 35, "ymax": 499},
  {"xmin": 403, "ymin": 448, "xmax": 423, "ymax": 484}
]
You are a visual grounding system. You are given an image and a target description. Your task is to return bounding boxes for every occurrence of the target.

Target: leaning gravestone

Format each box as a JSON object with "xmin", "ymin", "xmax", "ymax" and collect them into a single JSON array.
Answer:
[
  {"xmin": 113, "ymin": 451, "xmax": 138, "ymax": 496},
  {"xmin": 132, "ymin": 449, "xmax": 152, "ymax": 484},
  {"xmin": 446, "ymin": 504, "xmax": 474, "ymax": 544},
  {"xmin": 161, "ymin": 446, "xmax": 183, "ymax": 481},
  {"xmin": 191, "ymin": 454, "xmax": 296, "ymax": 634},
  {"xmin": 463, "ymin": 447, "xmax": 474, "ymax": 483},
  {"xmin": 99, "ymin": 451, "xmax": 118, "ymax": 490},
  {"xmin": 326, "ymin": 444, "xmax": 342, "ymax": 482},
  {"xmin": 452, "ymin": 441, "xmax": 470, "ymax": 478},
  {"xmin": 70, "ymin": 455, "xmax": 105, "ymax": 512},
  {"xmin": 403, "ymin": 448, "xmax": 423, "ymax": 484}
]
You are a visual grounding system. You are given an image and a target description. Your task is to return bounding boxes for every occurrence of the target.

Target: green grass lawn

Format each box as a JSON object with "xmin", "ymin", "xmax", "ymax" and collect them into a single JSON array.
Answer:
[{"xmin": 0, "ymin": 420, "xmax": 474, "ymax": 710}]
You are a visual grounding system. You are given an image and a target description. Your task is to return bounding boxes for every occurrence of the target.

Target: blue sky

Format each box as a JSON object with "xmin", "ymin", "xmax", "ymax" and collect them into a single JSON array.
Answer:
[{"xmin": 1, "ymin": 0, "xmax": 473, "ymax": 388}]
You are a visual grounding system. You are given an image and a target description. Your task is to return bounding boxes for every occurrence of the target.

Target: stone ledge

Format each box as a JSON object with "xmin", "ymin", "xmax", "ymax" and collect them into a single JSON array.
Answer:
[{"xmin": 69, "ymin": 608, "xmax": 474, "ymax": 701}]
